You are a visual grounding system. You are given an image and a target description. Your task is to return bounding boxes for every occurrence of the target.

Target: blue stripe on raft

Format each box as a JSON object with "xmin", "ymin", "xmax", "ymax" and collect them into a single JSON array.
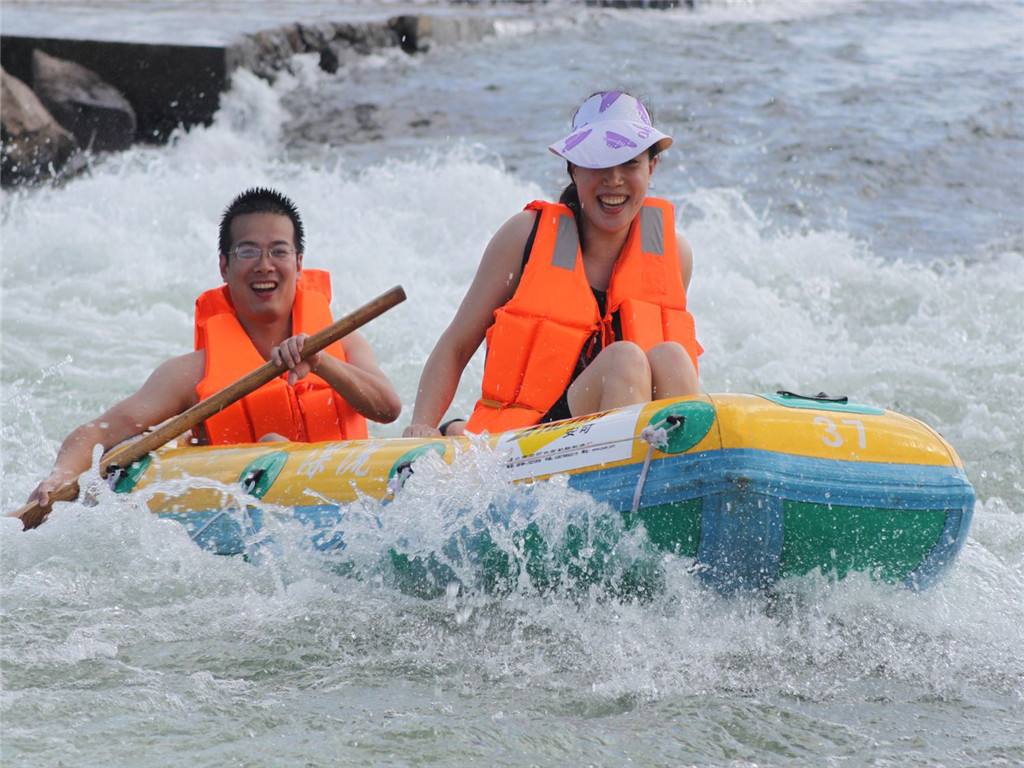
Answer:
[
  {"xmin": 567, "ymin": 449, "xmax": 974, "ymax": 513},
  {"xmin": 159, "ymin": 447, "xmax": 975, "ymax": 591}
]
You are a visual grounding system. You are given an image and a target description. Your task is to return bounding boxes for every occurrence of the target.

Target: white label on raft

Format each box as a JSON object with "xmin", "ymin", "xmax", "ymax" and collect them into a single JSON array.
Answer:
[{"xmin": 497, "ymin": 403, "xmax": 644, "ymax": 481}]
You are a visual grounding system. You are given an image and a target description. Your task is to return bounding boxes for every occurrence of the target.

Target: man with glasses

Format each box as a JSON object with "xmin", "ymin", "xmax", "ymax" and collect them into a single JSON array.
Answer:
[{"xmin": 27, "ymin": 187, "xmax": 401, "ymax": 508}]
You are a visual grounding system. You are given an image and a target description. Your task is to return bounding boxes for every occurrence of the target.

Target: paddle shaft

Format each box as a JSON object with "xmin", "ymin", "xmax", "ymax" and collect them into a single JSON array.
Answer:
[{"xmin": 14, "ymin": 285, "xmax": 406, "ymax": 530}]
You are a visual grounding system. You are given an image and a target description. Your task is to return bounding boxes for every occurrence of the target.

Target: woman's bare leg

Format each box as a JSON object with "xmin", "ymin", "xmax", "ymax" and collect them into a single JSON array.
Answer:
[
  {"xmin": 647, "ymin": 341, "xmax": 700, "ymax": 399},
  {"xmin": 567, "ymin": 341, "xmax": 652, "ymax": 417}
]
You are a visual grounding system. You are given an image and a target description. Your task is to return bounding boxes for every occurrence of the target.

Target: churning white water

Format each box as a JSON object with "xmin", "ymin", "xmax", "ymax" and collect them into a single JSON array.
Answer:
[{"xmin": 2, "ymin": 1, "xmax": 1022, "ymax": 765}]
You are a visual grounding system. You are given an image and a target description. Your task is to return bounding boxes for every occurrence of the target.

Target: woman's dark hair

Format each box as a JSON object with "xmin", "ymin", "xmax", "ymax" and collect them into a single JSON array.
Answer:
[{"xmin": 219, "ymin": 187, "xmax": 305, "ymax": 257}]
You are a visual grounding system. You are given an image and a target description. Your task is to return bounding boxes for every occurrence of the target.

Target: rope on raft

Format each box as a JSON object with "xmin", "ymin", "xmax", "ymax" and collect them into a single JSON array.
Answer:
[{"xmin": 631, "ymin": 415, "xmax": 684, "ymax": 514}]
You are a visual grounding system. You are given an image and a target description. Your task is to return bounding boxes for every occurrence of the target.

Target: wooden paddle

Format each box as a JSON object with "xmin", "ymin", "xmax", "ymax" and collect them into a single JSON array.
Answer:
[{"xmin": 12, "ymin": 285, "xmax": 407, "ymax": 531}]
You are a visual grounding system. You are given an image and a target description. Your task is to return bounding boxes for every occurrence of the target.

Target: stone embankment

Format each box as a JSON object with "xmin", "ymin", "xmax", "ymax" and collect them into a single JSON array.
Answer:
[
  {"xmin": 1, "ymin": 3, "xmax": 687, "ymax": 187},
  {"xmin": 0, "ymin": 15, "xmax": 505, "ymax": 186}
]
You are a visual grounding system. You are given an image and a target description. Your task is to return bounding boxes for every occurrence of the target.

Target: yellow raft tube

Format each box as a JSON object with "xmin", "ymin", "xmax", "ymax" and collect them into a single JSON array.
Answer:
[{"xmin": 116, "ymin": 392, "xmax": 974, "ymax": 593}]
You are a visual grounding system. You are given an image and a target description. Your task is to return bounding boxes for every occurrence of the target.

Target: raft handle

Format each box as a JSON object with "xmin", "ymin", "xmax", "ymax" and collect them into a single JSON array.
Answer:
[
  {"xmin": 388, "ymin": 461, "xmax": 416, "ymax": 494},
  {"xmin": 775, "ymin": 390, "xmax": 848, "ymax": 404},
  {"xmin": 241, "ymin": 468, "xmax": 267, "ymax": 496},
  {"xmin": 106, "ymin": 464, "xmax": 126, "ymax": 489}
]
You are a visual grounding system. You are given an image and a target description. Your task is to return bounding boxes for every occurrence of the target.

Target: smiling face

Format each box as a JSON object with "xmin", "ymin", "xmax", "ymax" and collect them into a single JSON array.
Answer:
[
  {"xmin": 219, "ymin": 212, "xmax": 303, "ymax": 325},
  {"xmin": 572, "ymin": 152, "xmax": 658, "ymax": 235}
]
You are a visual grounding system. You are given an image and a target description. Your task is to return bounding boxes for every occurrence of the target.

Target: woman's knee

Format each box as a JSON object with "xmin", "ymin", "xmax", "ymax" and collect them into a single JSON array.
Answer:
[
  {"xmin": 569, "ymin": 341, "xmax": 653, "ymax": 415},
  {"xmin": 647, "ymin": 342, "xmax": 700, "ymax": 395},
  {"xmin": 602, "ymin": 341, "xmax": 652, "ymax": 385},
  {"xmin": 647, "ymin": 341, "xmax": 690, "ymax": 368}
]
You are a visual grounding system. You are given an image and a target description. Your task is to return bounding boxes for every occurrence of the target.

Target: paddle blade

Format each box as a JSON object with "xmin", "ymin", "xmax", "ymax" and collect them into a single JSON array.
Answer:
[{"xmin": 11, "ymin": 481, "xmax": 81, "ymax": 530}]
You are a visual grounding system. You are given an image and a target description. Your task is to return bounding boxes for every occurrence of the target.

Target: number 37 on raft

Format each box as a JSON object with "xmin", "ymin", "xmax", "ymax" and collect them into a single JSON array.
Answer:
[{"xmin": 815, "ymin": 416, "xmax": 868, "ymax": 450}]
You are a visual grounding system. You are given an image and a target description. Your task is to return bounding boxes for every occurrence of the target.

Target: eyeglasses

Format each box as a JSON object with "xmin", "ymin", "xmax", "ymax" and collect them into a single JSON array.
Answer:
[{"xmin": 231, "ymin": 245, "xmax": 297, "ymax": 261}]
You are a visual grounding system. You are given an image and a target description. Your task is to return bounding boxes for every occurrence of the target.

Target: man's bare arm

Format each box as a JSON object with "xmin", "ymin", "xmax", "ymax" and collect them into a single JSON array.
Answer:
[
  {"xmin": 321, "ymin": 332, "xmax": 402, "ymax": 423},
  {"xmin": 27, "ymin": 352, "xmax": 204, "ymax": 506}
]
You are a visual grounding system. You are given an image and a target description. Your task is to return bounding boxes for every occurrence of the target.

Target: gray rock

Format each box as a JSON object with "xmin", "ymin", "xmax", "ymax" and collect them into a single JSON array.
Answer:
[
  {"xmin": 31, "ymin": 49, "xmax": 136, "ymax": 152},
  {"xmin": 318, "ymin": 45, "xmax": 341, "ymax": 75},
  {"xmin": 1, "ymin": 66, "xmax": 80, "ymax": 185},
  {"xmin": 332, "ymin": 22, "xmax": 400, "ymax": 53},
  {"xmin": 229, "ymin": 20, "xmax": 402, "ymax": 80},
  {"xmin": 389, "ymin": 16, "xmax": 496, "ymax": 54},
  {"xmin": 317, "ymin": 22, "xmax": 399, "ymax": 74},
  {"xmin": 390, "ymin": 16, "xmax": 430, "ymax": 54},
  {"xmin": 316, "ymin": 41, "xmax": 365, "ymax": 75},
  {"xmin": 297, "ymin": 22, "xmax": 336, "ymax": 52},
  {"xmin": 238, "ymin": 28, "xmax": 302, "ymax": 79}
]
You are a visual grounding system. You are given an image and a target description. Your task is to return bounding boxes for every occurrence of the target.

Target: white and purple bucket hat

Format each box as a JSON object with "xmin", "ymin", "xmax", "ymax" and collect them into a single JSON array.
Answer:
[{"xmin": 549, "ymin": 91, "xmax": 673, "ymax": 169}]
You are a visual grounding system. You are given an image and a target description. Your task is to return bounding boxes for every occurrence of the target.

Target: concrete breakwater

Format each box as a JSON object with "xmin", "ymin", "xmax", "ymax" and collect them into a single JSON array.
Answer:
[{"xmin": 0, "ymin": 13, "xmax": 506, "ymax": 185}]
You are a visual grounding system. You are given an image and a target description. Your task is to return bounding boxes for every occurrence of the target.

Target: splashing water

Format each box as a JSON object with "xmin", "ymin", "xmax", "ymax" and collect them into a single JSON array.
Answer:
[{"xmin": 2, "ymin": 2, "xmax": 1023, "ymax": 765}]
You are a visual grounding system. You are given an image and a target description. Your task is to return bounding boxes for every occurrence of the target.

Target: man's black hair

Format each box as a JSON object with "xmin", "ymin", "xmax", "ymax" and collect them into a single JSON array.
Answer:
[{"xmin": 219, "ymin": 187, "xmax": 305, "ymax": 257}]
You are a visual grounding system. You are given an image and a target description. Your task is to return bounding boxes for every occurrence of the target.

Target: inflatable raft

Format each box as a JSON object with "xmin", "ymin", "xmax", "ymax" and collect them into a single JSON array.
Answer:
[{"xmin": 116, "ymin": 392, "xmax": 974, "ymax": 594}]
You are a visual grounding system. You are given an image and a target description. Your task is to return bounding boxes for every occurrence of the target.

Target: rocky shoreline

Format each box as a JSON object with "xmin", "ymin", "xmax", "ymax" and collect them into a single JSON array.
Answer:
[{"xmin": 1, "ymin": 2, "xmax": 689, "ymax": 187}]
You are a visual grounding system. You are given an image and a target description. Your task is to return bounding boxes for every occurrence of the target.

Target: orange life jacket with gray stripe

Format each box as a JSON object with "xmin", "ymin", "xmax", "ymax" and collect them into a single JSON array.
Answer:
[
  {"xmin": 194, "ymin": 269, "xmax": 368, "ymax": 444},
  {"xmin": 466, "ymin": 197, "xmax": 702, "ymax": 434}
]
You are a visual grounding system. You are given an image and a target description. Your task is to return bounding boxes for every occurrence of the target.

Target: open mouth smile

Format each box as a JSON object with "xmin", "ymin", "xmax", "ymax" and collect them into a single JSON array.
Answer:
[
  {"xmin": 251, "ymin": 280, "xmax": 278, "ymax": 294},
  {"xmin": 597, "ymin": 194, "xmax": 628, "ymax": 211}
]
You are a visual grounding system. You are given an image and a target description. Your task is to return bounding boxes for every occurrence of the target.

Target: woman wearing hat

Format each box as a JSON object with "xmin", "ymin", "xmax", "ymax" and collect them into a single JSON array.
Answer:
[{"xmin": 405, "ymin": 91, "xmax": 703, "ymax": 437}]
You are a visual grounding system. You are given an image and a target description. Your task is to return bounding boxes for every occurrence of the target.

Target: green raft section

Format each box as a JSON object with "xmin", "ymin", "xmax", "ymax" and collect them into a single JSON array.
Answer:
[
  {"xmin": 385, "ymin": 495, "xmax": 954, "ymax": 599},
  {"xmin": 631, "ymin": 499, "xmax": 947, "ymax": 582}
]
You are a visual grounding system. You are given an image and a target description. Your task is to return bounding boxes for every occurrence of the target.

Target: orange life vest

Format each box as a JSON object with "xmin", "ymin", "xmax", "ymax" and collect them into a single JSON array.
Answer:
[
  {"xmin": 194, "ymin": 269, "xmax": 368, "ymax": 444},
  {"xmin": 466, "ymin": 197, "xmax": 702, "ymax": 434}
]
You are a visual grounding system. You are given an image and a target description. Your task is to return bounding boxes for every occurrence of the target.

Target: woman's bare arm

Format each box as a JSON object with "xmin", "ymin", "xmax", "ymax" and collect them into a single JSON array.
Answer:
[{"xmin": 404, "ymin": 211, "xmax": 537, "ymax": 436}]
